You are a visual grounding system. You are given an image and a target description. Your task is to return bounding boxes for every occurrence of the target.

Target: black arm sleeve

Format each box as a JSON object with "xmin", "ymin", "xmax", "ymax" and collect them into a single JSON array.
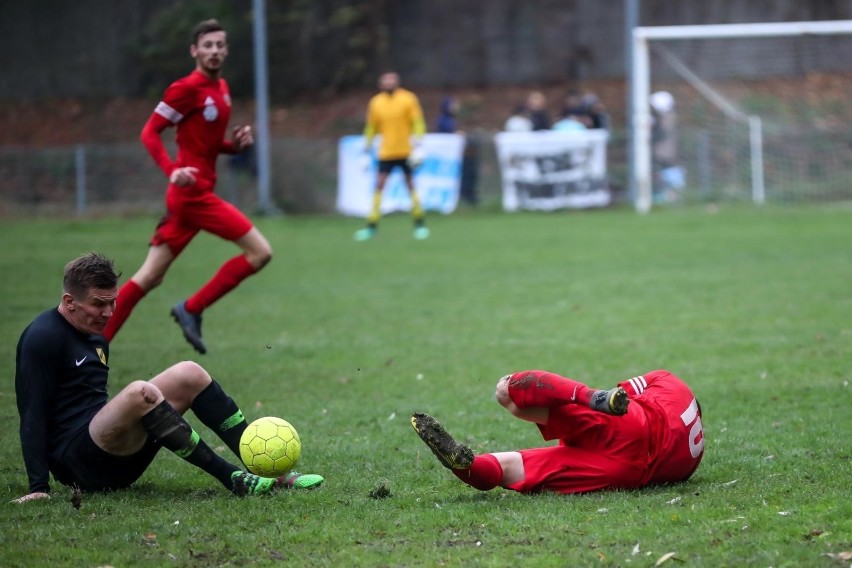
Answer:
[{"xmin": 15, "ymin": 328, "xmax": 61, "ymax": 494}]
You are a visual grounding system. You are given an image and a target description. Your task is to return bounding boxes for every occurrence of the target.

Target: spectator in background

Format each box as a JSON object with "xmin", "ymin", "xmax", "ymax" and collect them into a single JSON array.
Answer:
[
  {"xmin": 225, "ymin": 143, "xmax": 257, "ymax": 206},
  {"xmin": 504, "ymin": 104, "xmax": 533, "ymax": 132},
  {"xmin": 650, "ymin": 90, "xmax": 685, "ymax": 202},
  {"xmin": 526, "ymin": 91, "xmax": 551, "ymax": 131},
  {"xmin": 435, "ymin": 95, "xmax": 480, "ymax": 207},
  {"xmin": 459, "ymin": 133, "xmax": 481, "ymax": 206},
  {"xmin": 552, "ymin": 111, "xmax": 588, "ymax": 132},
  {"xmin": 580, "ymin": 92, "xmax": 610, "ymax": 130},
  {"xmin": 560, "ymin": 90, "xmax": 609, "ymax": 130},
  {"xmin": 560, "ymin": 90, "xmax": 588, "ymax": 121},
  {"xmin": 435, "ymin": 96, "xmax": 460, "ymax": 134}
]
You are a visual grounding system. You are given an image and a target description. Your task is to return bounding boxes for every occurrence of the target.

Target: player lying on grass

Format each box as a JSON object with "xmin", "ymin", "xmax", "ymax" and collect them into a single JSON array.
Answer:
[
  {"xmin": 13, "ymin": 253, "xmax": 322, "ymax": 504},
  {"xmin": 412, "ymin": 369, "xmax": 704, "ymax": 494}
]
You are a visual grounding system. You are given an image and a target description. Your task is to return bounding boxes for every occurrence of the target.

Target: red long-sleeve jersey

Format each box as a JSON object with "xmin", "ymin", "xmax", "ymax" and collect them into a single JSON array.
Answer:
[
  {"xmin": 141, "ymin": 70, "xmax": 236, "ymax": 183},
  {"xmin": 510, "ymin": 369, "xmax": 704, "ymax": 494}
]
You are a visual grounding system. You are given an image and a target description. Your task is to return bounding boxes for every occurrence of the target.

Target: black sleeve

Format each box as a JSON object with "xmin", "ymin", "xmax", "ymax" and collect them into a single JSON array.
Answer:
[{"xmin": 15, "ymin": 327, "xmax": 62, "ymax": 494}]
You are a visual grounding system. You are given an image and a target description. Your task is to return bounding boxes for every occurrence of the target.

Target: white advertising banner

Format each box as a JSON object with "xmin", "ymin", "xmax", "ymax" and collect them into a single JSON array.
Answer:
[
  {"xmin": 494, "ymin": 130, "xmax": 611, "ymax": 211},
  {"xmin": 336, "ymin": 134, "xmax": 465, "ymax": 217}
]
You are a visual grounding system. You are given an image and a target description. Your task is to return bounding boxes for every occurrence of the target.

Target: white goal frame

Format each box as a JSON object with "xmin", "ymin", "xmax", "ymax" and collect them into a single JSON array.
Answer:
[{"xmin": 631, "ymin": 20, "xmax": 852, "ymax": 213}]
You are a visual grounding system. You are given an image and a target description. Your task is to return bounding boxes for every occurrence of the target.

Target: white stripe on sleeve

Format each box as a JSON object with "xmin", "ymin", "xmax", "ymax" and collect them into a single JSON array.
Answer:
[
  {"xmin": 154, "ymin": 102, "xmax": 184, "ymax": 124},
  {"xmin": 628, "ymin": 375, "xmax": 647, "ymax": 394}
]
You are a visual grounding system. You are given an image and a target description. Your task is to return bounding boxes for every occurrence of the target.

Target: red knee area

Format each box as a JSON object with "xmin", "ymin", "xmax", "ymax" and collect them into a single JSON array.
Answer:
[{"xmin": 507, "ymin": 370, "xmax": 592, "ymax": 409}]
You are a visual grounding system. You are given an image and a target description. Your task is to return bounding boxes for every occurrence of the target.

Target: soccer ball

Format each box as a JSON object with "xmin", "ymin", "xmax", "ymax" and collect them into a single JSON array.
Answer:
[{"xmin": 239, "ymin": 417, "xmax": 301, "ymax": 477}]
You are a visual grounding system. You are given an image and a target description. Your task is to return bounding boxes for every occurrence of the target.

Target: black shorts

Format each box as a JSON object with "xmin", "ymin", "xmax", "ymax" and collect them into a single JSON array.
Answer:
[
  {"xmin": 51, "ymin": 427, "xmax": 161, "ymax": 492},
  {"xmin": 378, "ymin": 158, "xmax": 412, "ymax": 175}
]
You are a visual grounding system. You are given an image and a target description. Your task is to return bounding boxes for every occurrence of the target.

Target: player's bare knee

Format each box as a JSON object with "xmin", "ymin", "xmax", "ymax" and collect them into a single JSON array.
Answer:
[
  {"xmin": 172, "ymin": 360, "xmax": 210, "ymax": 384},
  {"xmin": 256, "ymin": 250, "xmax": 272, "ymax": 269},
  {"xmin": 129, "ymin": 380, "xmax": 163, "ymax": 407},
  {"xmin": 245, "ymin": 248, "xmax": 271, "ymax": 271},
  {"xmin": 495, "ymin": 375, "xmax": 513, "ymax": 408}
]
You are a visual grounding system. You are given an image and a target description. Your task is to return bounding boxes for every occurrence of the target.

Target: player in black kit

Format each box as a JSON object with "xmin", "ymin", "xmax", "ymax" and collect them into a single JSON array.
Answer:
[{"xmin": 13, "ymin": 252, "xmax": 322, "ymax": 503}]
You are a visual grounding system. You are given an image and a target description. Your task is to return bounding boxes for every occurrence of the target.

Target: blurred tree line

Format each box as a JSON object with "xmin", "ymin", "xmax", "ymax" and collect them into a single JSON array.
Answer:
[
  {"xmin": 2, "ymin": 0, "xmax": 849, "ymax": 101},
  {"xmin": 134, "ymin": 0, "xmax": 389, "ymax": 100}
]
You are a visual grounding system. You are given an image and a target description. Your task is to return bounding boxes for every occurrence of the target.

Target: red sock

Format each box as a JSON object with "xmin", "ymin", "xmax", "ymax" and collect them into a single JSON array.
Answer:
[
  {"xmin": 452, "ymin": 454, "xmax": 503, "ymax": 491},
  {"xmin": 185, "ymin": 255, "xmax": 256, "ymax": 313},
  {"xmin": 507, "ymin": 370, "xmax": 594, "ymax": 409},
  {"xmin": 104, "ymin": 280, "xmax": 146, "ymax": 341}
]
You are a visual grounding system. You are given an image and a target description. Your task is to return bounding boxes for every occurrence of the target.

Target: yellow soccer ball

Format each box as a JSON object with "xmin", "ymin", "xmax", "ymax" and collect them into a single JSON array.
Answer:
[{"xmin": 239, "ymin": 417, "xmax": 302, "ymax": 477}]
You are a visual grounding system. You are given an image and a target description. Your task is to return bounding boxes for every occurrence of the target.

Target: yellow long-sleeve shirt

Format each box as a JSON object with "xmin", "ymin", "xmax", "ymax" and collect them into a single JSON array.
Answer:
[{"xmin": 363, "ymin": 88, "xmax": 426, "ymax": 160}]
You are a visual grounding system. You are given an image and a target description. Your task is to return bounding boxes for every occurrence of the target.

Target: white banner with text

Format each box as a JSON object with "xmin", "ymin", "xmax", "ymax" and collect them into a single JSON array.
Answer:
[{"xmin": 494, "ymin": 130, "xmax": 611, "ymax": 212}]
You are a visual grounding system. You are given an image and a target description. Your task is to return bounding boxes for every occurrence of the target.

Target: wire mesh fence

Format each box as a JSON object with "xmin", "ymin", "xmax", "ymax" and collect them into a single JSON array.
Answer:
[{"xmin": 0, "ymin": 135, "xmax": 509, "ymax": 218}]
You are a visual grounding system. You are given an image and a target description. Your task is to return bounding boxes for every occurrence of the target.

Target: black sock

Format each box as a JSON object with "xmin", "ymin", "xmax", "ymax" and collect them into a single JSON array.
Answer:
[
  {"xmin": 191, "ymin": 380, "xmax": 247, "ymax": 459},
  {"xmin": 141, "ymin": 400, "xmax": 239, "ymax": 490}
]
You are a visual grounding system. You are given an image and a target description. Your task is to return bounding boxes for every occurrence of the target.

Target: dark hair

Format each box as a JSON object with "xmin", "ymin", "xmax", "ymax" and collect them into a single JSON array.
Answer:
[
  {"xmin": 191, "ymin": 19, "xmax": 224, "ymax": 45},
  {"xmin": 63, "ymin": 253, "xmax": 120, "ymax": 298}
]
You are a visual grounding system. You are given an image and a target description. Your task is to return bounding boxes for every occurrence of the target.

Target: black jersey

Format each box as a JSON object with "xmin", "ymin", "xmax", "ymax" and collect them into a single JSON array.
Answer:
[{"xmin": 15, "ymin": 308, "xmax": 110, "ymax": 493}]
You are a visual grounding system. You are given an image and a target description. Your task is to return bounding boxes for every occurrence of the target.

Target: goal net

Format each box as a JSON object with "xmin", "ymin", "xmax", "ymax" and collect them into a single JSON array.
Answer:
[{"xmin": 631, "ymin": 21, "xmax": 852, "ymax": 212}]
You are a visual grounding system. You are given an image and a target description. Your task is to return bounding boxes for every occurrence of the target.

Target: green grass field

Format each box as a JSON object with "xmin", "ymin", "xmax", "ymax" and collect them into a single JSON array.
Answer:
[{"xmin": 1, "ymin": 205, "xmax": 849, "ymax": 567}]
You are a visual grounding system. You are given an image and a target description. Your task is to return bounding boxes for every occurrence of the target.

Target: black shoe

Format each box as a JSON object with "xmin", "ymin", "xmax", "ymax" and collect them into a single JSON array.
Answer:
[
  {"xmin": 590, "ymin": 386, "xmax": 629, "ymax": 416},
  {"xmin": 411, "ymin": 413, "xmax": 473, "ymax": 470},
  {"xmin": 170, "ymin": 301, "xmax": 206, "ymax": 354}
]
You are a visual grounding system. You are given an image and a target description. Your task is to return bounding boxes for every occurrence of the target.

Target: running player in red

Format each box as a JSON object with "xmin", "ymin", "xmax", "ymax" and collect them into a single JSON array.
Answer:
[
  {"xmin": 103, "ymin": 19, "xmax": 271, "ymax": 354},
  {"xmin": 412, "ymin": 369, "xmax": 704, "ymax": 494}
]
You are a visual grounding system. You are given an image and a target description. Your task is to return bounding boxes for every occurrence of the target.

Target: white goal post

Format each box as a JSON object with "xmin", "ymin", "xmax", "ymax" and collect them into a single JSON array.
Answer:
[{"xmin": 631, "ymin": 20, "xmax": 852, "ymax": 213}]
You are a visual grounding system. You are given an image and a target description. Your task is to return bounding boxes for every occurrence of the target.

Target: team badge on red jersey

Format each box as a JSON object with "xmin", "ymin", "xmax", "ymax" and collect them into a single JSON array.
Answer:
[{"xmin": 203, "ymin": 96, "xmax": 218, "ymax": 121}]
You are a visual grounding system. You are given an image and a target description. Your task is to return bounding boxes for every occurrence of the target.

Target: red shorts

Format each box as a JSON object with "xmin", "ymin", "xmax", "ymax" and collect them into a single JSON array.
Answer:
[
  {"xmin": 151, "ymin": 179, "xmax": 253, "ymax": 255},
  {"xmin": 507, "ymin": 403, "xmax": 650, "ymax": 494}
]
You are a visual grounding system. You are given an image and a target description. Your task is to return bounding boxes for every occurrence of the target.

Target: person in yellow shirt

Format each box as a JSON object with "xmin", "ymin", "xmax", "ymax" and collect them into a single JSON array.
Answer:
[{"xmin": 355, "ymin": 71, "xmax": 429, "ymax": 241}]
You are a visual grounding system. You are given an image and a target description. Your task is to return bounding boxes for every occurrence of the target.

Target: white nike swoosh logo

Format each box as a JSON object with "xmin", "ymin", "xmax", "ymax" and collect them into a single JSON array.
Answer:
[
  {"xmin": 75, "ymin": 357, "xmax": 87, "ymax": 366},
  {"xmin": 571, "ymin": 385, "xmax": 578, "ymax": 401}
]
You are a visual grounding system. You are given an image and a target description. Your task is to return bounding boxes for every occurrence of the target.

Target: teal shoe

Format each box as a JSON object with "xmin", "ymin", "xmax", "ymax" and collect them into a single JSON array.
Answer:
[
  {"xmin": 413, "ymin": 226, "xmax": 430, "ymax": 240},
  {"xmin": 354, "ymin": 227, "xmax": 376, "ymax": 241}
]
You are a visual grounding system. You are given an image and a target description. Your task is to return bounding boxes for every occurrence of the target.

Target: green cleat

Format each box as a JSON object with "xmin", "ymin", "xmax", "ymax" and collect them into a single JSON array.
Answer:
[
  {"xmin": 589, "ymin": 386, "xmax": 630, "ymax": 416},
  {"xmin": 282, "ymin": 471, "xmax": 325, "ymax": 489},
  {"xmin": 411, "ymin": 412, "xmax": 473, "ymax": 470},
  {"xmin": 230, "ymin": 470, "xmax": 324, "ymax": 496}
]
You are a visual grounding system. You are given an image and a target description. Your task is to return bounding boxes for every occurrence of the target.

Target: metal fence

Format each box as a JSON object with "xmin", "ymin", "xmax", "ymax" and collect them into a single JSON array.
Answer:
[{"xmin": 0, "ymin": 136, "xmax": 509, "ymax": 218}]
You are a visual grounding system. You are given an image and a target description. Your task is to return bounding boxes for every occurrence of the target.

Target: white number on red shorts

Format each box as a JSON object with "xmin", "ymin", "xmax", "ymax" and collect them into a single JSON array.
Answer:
[{"xmin": 679, "ymin": 398, "xmax": 704, "ymax": 459}]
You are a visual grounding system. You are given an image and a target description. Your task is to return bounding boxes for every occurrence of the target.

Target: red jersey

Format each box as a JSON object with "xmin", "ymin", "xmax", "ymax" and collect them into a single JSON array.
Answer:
[
  {"xmin": 620, "ymin": 370, "xmax": 705, "ymax": 485},
  {"xmin": 141, "ymin": 70, "xmax": 236, "ymax": 184},
  {"xmin": 510, "ymin": 370, "xmax": 704, "ymax": 494}
]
